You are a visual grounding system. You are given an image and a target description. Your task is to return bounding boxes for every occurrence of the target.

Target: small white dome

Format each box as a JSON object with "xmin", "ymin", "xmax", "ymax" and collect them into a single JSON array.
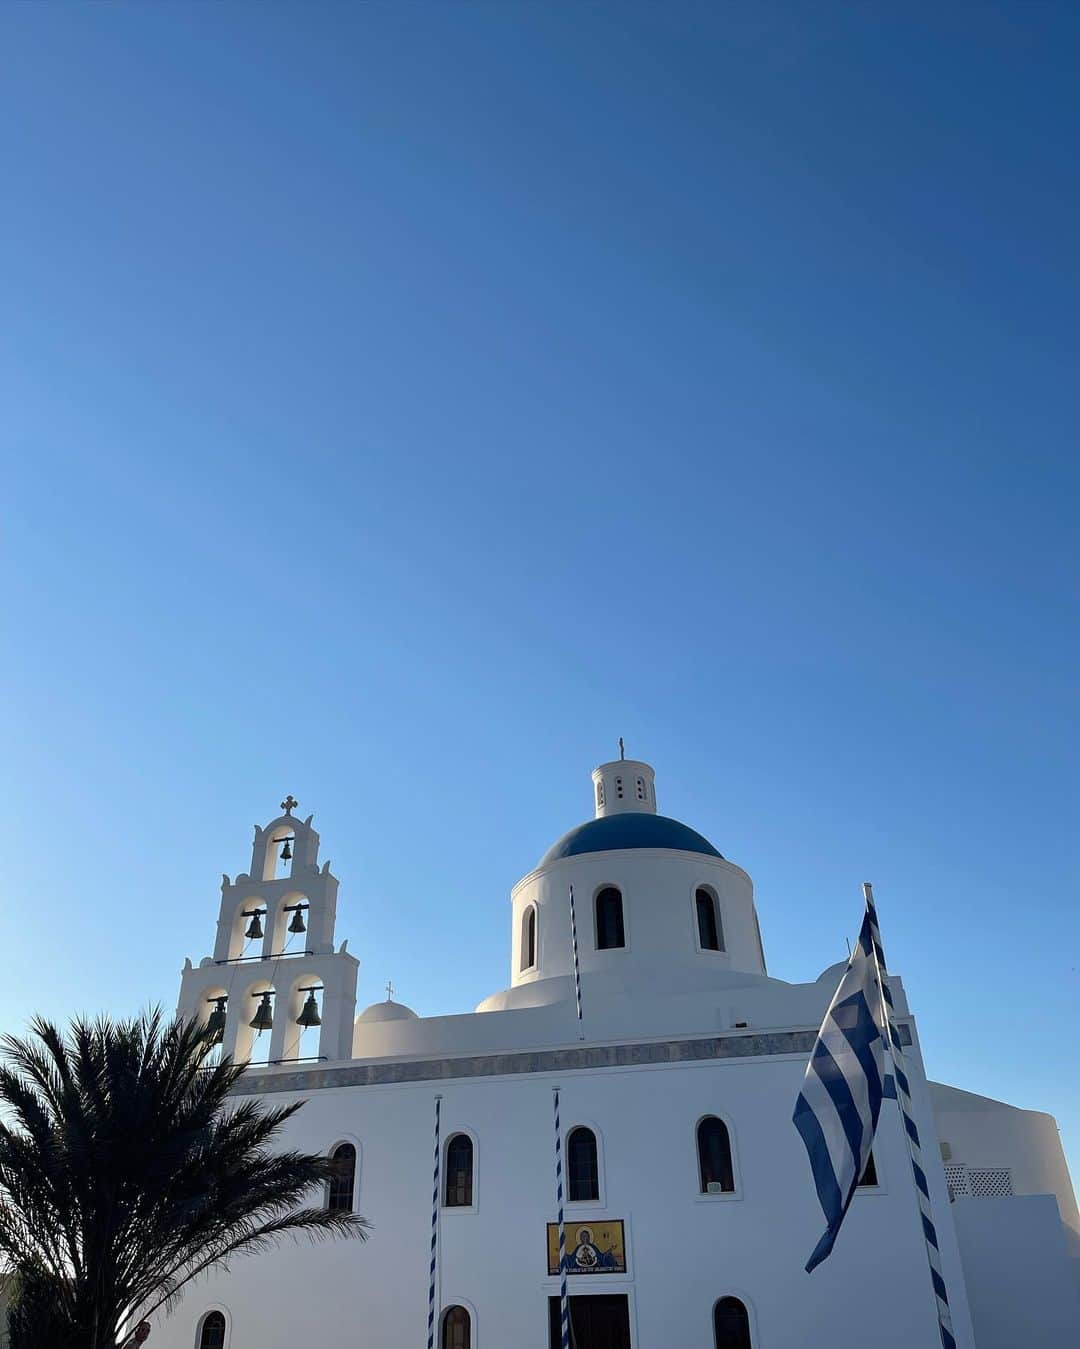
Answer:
[
  {"xmin": 816, "ymin": 959, "xmax": 849, "ymax": 984},
  {"xmin": 356, "ymin": 998, "xmax": 419, "ymax": 1024}
]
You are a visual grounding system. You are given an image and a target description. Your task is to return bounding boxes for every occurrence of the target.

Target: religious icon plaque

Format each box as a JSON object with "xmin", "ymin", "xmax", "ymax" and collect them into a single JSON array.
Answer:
[{"xmin": 547, "ymin": 1220, "xmax": 627, "ymax": 1275}]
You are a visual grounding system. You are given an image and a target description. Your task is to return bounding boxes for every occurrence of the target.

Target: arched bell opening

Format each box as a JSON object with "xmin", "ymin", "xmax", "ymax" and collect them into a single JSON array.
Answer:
[
  {"xmin": 200, "ymin": 986, "xmax": 229, "ymax": 1065},
  {"xmin": 268, "ymin": 892, "xmax": 311, "ymax": 959},
  {"xmin": 228, "ymin": 898, "xmax": 268, "ymax": 962},
  {"xmin": 277, "ymin": 973, "xmax": 324, "ymax": 1063},
  {"xmin": 233, "ymin": 980, "xmax": 276, "ymax": 1065},
  {"xmin": 259, "ymin": 809, "xmax": 301, "ymax": 882}
]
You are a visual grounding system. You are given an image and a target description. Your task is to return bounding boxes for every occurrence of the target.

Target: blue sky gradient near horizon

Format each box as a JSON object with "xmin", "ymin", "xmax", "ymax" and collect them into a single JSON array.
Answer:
[{"xmin": 2, "ymin": 4, "xmax": 1078, "ymax": 1183}]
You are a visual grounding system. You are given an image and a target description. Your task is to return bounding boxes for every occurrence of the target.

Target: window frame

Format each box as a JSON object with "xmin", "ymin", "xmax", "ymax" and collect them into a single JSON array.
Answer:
[
  {"xmin": 593, "ymin": 885, "xmax": 627, "ymax": 952},
  {"xmin": 440, "ymin": 1302, "xmax": 473, "ymax": 1349},
  {"xmin": 565, "ymin": 1122, "xmax": 605, "ymax": 1208},
  {"xmin": 854, "ymin": 1147, "xmax": 886, "ymax": 1195},
  {"xmin": 693, "ymin": 885, "xmax": 725, "ymax": 954},
  {"xmin": 195, "ymin": 1308, "xmax": 230, "ymax": 1349},
  {"xmin": 712, "ymin": 1293, "xmax": 756, "ymax": 1349},
  {"xmin": 443, "ymin": 1129, "xmax": 478, "ymax": 1213},
  {"xmin": 693, "ymin": 1113, "xmax": 741, "ymax": 1202},
  {"xmin": 326, "ymin": 1139, "xmax": 359, "ymax": 1213},
  {"xmin": 546, "ymin": 1290, "xmax": 637, "ymax": 1349},
  {"xmin": 520, "ymin": 902, "xmax": 538, "ymax": 974}
]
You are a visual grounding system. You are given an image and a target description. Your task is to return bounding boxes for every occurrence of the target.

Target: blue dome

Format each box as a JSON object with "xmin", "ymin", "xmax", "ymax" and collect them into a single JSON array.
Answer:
[{"xmin": 539, "ymin": 813, "xmax": 723, "ymax": 867}]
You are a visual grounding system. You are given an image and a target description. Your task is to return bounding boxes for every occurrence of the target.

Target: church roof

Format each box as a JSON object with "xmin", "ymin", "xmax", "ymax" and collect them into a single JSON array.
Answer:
[{"xmin": 539, "ymin": 813, "xmax": 723, "ymax": 867}]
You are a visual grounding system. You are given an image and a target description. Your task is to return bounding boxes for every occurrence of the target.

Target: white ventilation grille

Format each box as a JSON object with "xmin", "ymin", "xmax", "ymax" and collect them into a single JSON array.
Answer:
[
  {"xmin": 969, "ymin": 1167, "xmax": 1013, "ymax": 1197},
  {"xmin": 944, "ymin": 1164, "xmax": 970, "ymax": 1201},
  {"xmin": 943, "ymin": 1163, "xmax": 1013, "ymax": 1200}
]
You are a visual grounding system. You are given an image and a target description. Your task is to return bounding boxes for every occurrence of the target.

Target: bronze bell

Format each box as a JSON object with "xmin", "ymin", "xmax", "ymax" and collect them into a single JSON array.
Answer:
[
  {"xmin": 288, "ymin": 906, "xmax": 307, "ymax": 935},
  {"xmin": 279, "ymin": 838, "xmax": 293, "ymax": 862},
  {"xmin": 249, "ymin": 992, "xmax": 274, "ymax": 1033},
  {"xmin": 244, "ymin": 911, "xmax": 264, "ymax": 941},
  {"xmin": 296, "ymin": 990, "xmax": 322, "ymax": 1028},
  {"xmin": 205, "ymin": 997, "xmax": 227, "ymax": 1044}
]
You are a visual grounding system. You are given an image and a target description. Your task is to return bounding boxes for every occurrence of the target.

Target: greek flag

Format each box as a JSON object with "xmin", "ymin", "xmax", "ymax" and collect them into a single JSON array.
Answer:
[{"xmin": 793, "ymin": 909, "xmax": 885, "ymax": 1272}]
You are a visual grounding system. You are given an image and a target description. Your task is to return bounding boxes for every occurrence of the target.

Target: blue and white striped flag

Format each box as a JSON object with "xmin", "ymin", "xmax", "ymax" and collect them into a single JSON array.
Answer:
[{"xmin": 793, "ymin": 908, "xmax": 886, "ymax": 1272}]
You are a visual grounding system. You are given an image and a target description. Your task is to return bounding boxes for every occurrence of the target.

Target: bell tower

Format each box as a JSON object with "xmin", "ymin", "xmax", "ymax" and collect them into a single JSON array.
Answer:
[{"xmin": 177, "ymin": 796, "xmax": 359, "ymax": 1066}]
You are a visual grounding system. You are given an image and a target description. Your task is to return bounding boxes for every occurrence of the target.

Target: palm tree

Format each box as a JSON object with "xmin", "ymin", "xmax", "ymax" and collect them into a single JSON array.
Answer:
[{"xmin": 0, "ymin": 1009, "xmax": 368, "ymax": 1349}]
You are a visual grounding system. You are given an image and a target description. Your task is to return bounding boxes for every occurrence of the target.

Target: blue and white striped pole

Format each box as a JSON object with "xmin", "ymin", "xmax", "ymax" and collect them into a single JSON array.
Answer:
[
  {"xmin": 426, "ymin": 1095, "xmax": 442, "ymax": 1349},
  {"xmin": 568, "ymin": 886, "xmax": 583, "ymax": 1033},
  {"xmin": 864, "ymin": 883, "xmax": 956, "ymax": 1349},
  {"xmin": 553, "ymin": 1086, "xmax": 571, "ymax": 1349}
]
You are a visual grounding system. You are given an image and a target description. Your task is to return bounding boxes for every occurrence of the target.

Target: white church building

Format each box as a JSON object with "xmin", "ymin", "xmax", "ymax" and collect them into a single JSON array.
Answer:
[{"xmin": 160, "ymin": 757, "xmax": 1080, "ymax": 1349}]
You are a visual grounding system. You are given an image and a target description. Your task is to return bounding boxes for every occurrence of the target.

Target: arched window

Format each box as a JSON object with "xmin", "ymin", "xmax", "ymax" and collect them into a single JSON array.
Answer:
[
  {"xmin": 521, "ymin": 905, "xmax": 537, "ymax": 971},
  {"xmin": 198, "ymin": 1312, "xmax": 226, "ymax": 1349},
  {"xmin": 696, "ymin": 888, "xmax": 723, "ymax": 951},
  {"xmin": 567, "ymin": 1126, "xmax": 600, "ymax": 1202},
  {"xmin": 595, "ymin": 888, "xmax": 625, "ymax": 950},
  {"xmin": 445, "ymin": 1134, "xmax": 473, "ymax": 1207},
  {"xmin": 713, "ymin": 1297, "xmax": 752, "ymax": 1349},
  {"xmin": 327, "ymin": 1142, "xmax": 356, "ymax": 1213},
  {"xmin": 697, "ymin": 1117, "xmax": 735, "ymax": 1193},
  {"xmin": 441, "ymin": 1306, "xmax": 471, "ymax": 1349}
]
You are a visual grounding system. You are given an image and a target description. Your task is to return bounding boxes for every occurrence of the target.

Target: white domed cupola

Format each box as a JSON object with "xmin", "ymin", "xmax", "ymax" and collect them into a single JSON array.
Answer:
[{"xmin": 479, "ymin": 753, "xmax": 769, "ymax": 1014}]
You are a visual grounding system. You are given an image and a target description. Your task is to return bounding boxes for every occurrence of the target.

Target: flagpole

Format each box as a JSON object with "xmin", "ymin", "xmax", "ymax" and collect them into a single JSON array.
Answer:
[
  {"xmin": 863, "ymin": 883, "xmax": 957, "ymax": 1349},
  {"xmin": 426, "ymin": 1095, "xmax": 442, "ymax": 1349},
  {"xmin": 552, "ymin": 1086, "xmax": 573, "ymax": 1349},
  {"xmin": 568, "ymin": 885, "xmax": 584, "ymax": 1040}
]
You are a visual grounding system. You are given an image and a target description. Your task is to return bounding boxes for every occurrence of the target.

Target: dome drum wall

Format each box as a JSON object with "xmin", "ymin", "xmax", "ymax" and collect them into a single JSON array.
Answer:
[{"xmin": 507, "ymin": 849, "xmax": 764, "ymax": 1006}]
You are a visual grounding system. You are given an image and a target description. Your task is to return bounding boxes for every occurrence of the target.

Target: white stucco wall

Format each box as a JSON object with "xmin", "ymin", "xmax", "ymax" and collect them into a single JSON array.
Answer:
[
  {"xmin": 930, "ymin": 1081, "xmax": 1080, "ymax": 1288},
  {"xmin": 950, "ymin": 1196, "xmax": 1080, "ymax": 1349},
  {"xmin": 150, "ymin": 1041, "xmax": 975, "ymax": 1349}
]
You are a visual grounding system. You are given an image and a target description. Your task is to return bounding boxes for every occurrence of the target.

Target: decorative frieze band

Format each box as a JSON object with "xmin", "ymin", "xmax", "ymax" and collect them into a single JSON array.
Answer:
[{"xmin": 231, "ymin": 1022, "xmax": 913, "ymax": 1097}]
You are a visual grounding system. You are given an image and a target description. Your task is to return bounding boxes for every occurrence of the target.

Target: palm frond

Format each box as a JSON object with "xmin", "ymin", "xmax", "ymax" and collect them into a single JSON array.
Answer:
[{"xmin": 0, "ymin": 1010, "xmax": 369, "ymax": 1348}]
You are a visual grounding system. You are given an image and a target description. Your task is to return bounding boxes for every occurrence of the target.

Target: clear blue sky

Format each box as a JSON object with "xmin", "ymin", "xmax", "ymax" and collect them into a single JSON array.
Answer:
[{"xmin": 2, "ymin": 4, "xmax": 1077, "ymax": 1183}]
